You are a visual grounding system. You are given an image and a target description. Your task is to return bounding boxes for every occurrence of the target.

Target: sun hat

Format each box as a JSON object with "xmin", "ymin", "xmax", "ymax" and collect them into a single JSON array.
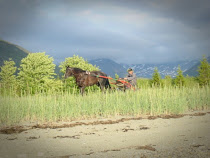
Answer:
[{"xmin": 127, "ymin": 68, "xmax": 133, "ymax": 72}]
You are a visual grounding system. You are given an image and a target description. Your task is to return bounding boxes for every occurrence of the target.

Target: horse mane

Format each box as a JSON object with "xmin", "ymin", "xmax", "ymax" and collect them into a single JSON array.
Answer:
[{"xmin": 71, "ymin": 67, "xmax": 86, "ymax": 73}]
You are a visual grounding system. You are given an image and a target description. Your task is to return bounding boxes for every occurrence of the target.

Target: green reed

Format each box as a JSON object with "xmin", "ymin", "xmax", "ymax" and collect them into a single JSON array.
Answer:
[{"xmin": 0, "ymin": 86, "xmax": 209, "ymax": 125}]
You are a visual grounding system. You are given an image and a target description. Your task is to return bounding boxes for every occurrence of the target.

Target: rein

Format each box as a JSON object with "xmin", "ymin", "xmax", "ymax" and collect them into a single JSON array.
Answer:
[{"xmin": 92, "ymin": 74, "xmax": 134, "ymax": 89}]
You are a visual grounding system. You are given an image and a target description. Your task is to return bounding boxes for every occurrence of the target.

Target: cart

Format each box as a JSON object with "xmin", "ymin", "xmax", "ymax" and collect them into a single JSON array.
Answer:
[{"xmin": 95, "ymin": 75, "xmax": 135, "ymax": 91}]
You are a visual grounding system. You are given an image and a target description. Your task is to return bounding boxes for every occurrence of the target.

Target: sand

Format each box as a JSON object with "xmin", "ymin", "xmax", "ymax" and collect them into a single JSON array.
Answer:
[{"xmin": 0, "ymin": 111, "xmax": 210, "ymax": 158}]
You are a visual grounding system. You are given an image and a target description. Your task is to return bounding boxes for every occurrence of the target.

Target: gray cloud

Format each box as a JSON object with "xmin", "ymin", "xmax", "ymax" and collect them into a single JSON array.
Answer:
[{"xmin": 0, "ymin": 0, "xmax": 210, "ymax": 64}]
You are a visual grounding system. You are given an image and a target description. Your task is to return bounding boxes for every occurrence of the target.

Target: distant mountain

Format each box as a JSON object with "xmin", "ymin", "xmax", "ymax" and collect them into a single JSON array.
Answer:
[
  {"xmin": 89, "ymin": 58, "xmax": 127, "ymax": 77},
  {"xmin": 0, "ymin": 40, "xmax": 30, "ymax": 67},
  {"xmin": 88, "ymin": 58, "xmax": 204, "ymax": 78},
  {"xmin": 183, "ymin": 56, "xmax": 210, "ymax": 76},
  {"xmin": 0, "ymin": 39, "xmax": 30, "ymax": 67},
  {"xmin": 123, "ymin": 60, "xmax": 199, "ymax": 78}
]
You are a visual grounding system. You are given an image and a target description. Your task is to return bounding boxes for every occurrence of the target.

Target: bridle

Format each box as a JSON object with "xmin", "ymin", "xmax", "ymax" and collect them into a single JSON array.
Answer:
[{"xmin": 66, "ymin": 67, "xmax": 75, "ymax": 77}]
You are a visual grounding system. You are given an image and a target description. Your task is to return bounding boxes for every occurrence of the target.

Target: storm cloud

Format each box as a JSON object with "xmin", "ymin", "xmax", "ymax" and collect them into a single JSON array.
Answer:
[{"xmin": 0, "ymin": 0, "xmax": 210, "ymax": 64}]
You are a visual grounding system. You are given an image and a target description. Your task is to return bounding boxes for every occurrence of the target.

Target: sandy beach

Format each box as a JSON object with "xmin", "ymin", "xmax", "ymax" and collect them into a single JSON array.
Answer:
[{"xmin": 0, "ymin": 111, "xmax": 210, "ymax": 158}]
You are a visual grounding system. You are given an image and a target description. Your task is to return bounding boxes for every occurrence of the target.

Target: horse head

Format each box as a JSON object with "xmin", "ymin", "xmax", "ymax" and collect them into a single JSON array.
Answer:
[{"xmin": 65, "ymin": 66, "xmax": 74, "ymax": 78}]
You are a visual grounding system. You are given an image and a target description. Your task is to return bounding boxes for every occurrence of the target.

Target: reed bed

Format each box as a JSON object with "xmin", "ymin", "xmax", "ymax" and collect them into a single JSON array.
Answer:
[{"xmin": 0, "ymin": 86, "xmax": 209, "ymax": 125}]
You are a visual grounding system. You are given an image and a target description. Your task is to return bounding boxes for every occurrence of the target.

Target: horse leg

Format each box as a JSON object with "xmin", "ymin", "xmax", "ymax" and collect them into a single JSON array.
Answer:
[
  {"xmin": 100, "ymin": 85, "xmax": 105, "ymax": 92},
  {"xmin": 123, "ymin": 85, "xmax": 126, "ymax": 92},
  {"xmin": 105, "ymin": 79, "xmax": 111, "ymax": 89},
  {"xmin": 98, "ymin": 79, "xmax": 105, "ymax": 92},
  {"xmin": 80, "ymin": 87, "xmax": 85, "ymax": 96}
]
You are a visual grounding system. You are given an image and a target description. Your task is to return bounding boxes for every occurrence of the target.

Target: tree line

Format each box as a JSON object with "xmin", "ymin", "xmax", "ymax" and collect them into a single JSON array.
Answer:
[
  {"xmin": 148, "ymin": 56, "xmax": 209, "ymax": 88},
  {"xmin": 0, "ymin": 52, "xmax": 209, "ymax": 96},
  {"xmin": 0, "ymin": 53, "xmax": 100, "ymax": 95}
]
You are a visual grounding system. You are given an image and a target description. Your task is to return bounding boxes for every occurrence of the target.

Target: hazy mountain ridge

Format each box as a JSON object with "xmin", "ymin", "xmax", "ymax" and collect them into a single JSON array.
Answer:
[
  {"xmin": 89, "ymin": 58, "xmax": 127, "ymax": 77},
  {"xmin": 0, "ymin": 40, "xmax": 30, "ymax": 67},
  {"xmin": 89, "ymin": 58, "xmax": 204, "ymax": 78},
  {"xmin": 1, "ymin": 40, "xmax": 208, "ymax": 78},
  {"xmin": 122, "ymin": 60, "xmax": 199, "ymax": 78}
]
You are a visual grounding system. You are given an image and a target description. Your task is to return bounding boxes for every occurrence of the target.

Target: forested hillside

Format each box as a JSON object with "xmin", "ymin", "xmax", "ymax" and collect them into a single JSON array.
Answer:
[{"xmin": 0, "ymin": 40, "xmax": 30, "ymax": 67}]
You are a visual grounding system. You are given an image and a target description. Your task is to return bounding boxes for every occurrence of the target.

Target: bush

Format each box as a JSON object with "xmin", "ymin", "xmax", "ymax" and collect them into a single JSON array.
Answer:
[
  {"xmin": 17, "ymin": 52, "xmax": 56, "ymax": 94},
  {"xmin": 150, "ymin": 67, "xmax": 163, "ymax": 87},
  {"xmin": 197, "ymin": 56, "xmax": 210, "ymax": 86}
]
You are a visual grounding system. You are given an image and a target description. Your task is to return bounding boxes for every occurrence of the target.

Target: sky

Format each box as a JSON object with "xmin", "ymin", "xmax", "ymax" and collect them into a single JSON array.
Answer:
[{"xmin": 0, "ymin": 0, "xmax": 210, "ymax": 64}]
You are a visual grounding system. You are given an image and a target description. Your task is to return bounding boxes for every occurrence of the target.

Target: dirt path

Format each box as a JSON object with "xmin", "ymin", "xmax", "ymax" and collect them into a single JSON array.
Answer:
[{"xmin": 0, "ymin": 111, "xmax": 210, "ymax": 158}]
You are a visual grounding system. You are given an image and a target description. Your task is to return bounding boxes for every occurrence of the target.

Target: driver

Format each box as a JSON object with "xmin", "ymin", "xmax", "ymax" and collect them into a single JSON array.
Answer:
[{"xmin": 124, "ymin": 68, "xmax": 137, "ymax": 87}]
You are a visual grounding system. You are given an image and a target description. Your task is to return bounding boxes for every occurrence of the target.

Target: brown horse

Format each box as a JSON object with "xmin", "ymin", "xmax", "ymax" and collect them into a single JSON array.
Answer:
[{"xmin": 65, "ymin": 67, "xmax": 111, "ymax": 95}]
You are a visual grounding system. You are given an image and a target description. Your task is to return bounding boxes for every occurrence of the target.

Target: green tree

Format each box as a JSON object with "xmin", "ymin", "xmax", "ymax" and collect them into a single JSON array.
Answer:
[
  {"xmin": 18, "ymin": 52, "xmax": 56, "ymax": 94},
  {"xmin": 115, "ymin": 73, "xmax": 119, "ymax": 80},
  {"xmin": 174, "ymin": 65, "xmax": 185, "ymax": 87},
  {"xmin": 163, "ymin": 75, "xmax": 172, "ymax": 87},
  {"xmin": 150, "ymin": 67, "xmax": 162, "ymax": 87},
  {"xmin": 197, "ymin": 56, "xmax": 210, "ymax": 86},
  {"xmin": 0, "ymin": 58, "xmax": 17, "ymax": 90},
  {"xmin": 185, "ymin": 75, "xmax": 197, "ymax": 87},
  {"xmin": 59, "ymin": 55, "xmax": 99, "ymax": 74}
]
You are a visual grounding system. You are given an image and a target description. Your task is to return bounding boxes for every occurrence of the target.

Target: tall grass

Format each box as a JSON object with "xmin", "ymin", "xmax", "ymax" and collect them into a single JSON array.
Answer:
[{"xmin": 0, "ymin": 86, "xmax": 209, "ymax": 125}]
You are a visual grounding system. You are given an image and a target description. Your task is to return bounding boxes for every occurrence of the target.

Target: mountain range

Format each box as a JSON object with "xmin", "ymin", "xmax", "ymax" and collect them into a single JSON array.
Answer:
[
  {"xmin": 89, "ymin": 57, "xmax": 209, "ymax": 78},
  {"xmin": 0, "ymin": 39, "xmax": 209, "ymax": 78}
]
